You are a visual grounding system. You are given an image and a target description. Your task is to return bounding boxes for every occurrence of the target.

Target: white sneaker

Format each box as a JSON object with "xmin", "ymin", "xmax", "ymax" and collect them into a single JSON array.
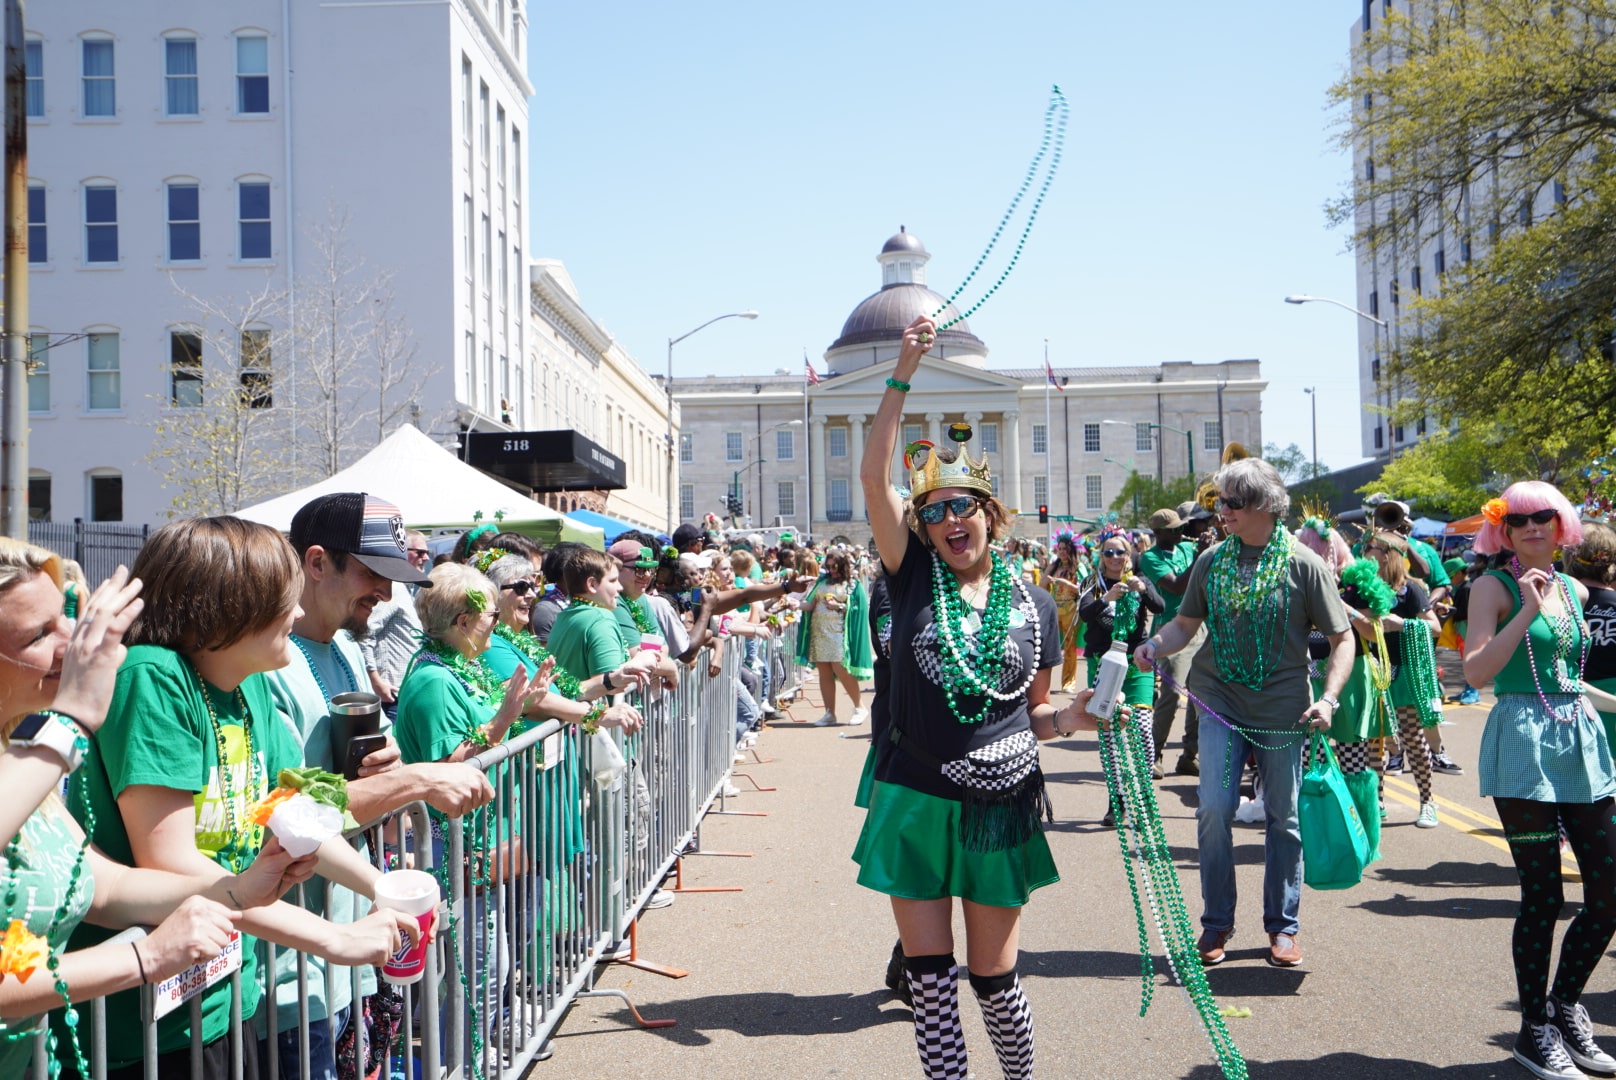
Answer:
[
  {"xmin": 722, "ymin": 782, "xmax": 741, "ymax": 797},
  {"xmin": 645, "ymin": 889, "xmax": 675, "ymax": 910},
  {"xmin": 847, "ymin": 707, "xmax": 868, "ymax": 726},
  {"xmin": 1416, "ymin": 801, "xmax": 1439, "ymax": 829},
  {"xmin": 760, "ymin": 702, "xmax": 778, "ymax": 717},
  {"xmin": 734, "ymin": 753, "xmax": 747, "ymax": 764},
  {"xmin": 810, "ymin": 711, "xmax": 836, "ymax": 726}
]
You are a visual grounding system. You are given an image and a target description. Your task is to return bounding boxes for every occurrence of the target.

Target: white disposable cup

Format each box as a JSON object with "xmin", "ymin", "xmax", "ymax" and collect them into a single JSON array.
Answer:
[{"xmin": 373, "ymin": 869, "xmax": 439, "ymax": 985}]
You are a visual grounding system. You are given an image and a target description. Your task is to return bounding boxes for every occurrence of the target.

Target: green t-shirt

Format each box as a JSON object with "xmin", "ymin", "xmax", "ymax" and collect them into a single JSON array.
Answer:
[
  {"xmin": 1407, "ymin": 536, "xmax": 1451, "ymax": 589},
  {"xmin": 1139, "ymin": 540, "xmax": 1196, "ymax": 627},
  {"xmin": 395, "ymin": 658, "xmax": 515, "ymax": 842},
  {"xmin": 66, "ymin": 645, "xmax": 302, "ymax": 1068},
  {"xmin": 261, "ymin": 632, "xmax": 379, "ymax": 1033},
  {"xmin": 3, "ymin": 802, "xmax": 94, "ymax": 1078},
  {"xmin": 548, "ymin": 603, "xmax": 629, "ymax": 680}
]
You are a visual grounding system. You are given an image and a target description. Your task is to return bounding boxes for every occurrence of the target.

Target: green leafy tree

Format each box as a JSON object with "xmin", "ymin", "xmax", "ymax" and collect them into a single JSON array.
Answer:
[
  {"xmin": 1109, "ymin": 473, "xmax": 1197, "ymax": 528},
  {"xmin": 1328, "ymin": 1, "xmax": 1616, "ymax": 475},
  {"xmin": 1262, "ymin": 442, "xmax": 1330, "ymax": 486}
]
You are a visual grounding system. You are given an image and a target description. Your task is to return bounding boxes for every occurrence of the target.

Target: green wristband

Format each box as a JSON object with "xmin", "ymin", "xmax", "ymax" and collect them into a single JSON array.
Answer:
[{"xmin": 885, "ymin": 377, "xmax": 911, "ymax": 393}]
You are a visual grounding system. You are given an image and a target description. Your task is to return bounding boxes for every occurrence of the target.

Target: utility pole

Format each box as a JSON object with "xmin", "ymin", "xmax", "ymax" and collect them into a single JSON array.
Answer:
[{"xmin": 2, "ymin": 0, "xmax": 29, "ymax": 539}]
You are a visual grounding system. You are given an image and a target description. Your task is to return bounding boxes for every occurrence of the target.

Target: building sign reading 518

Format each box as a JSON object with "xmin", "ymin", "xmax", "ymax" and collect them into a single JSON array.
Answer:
[{"xmin": 502, "ymin": 439, "xmax": 530, "ymax": 453}]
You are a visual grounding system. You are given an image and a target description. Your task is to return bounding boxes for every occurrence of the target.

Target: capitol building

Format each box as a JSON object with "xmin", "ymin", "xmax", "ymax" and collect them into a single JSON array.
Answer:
[{"xmin": 669, "ymin": 230, "xmax": 1264, "ymax": 543}]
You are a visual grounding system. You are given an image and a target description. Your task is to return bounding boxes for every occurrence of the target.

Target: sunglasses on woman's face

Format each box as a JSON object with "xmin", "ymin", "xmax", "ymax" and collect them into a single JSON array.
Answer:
[
  {"xmin": 1102, "ymin": 549, "xmax": 1129, "ymax": 558},
  {"xmin": 1216, "ymin": 494, "xmax": 1247, "ymax": 512},
  {"xmin": 1504, "ymin": 509, "xmax": 1558, "ymax": 528},
  {"xmin": 500, "ymin": 579, "xmax": 539, "ymax": 596},
  {"xmin": 918, "ymin": 495, "xmax": 983, "ymax": 526}
]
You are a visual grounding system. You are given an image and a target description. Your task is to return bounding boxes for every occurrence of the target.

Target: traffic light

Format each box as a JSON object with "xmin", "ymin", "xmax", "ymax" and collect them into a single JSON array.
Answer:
[{"xmin": 1038, "ymin": 504, "xmax": 1049, "ymax": 524}]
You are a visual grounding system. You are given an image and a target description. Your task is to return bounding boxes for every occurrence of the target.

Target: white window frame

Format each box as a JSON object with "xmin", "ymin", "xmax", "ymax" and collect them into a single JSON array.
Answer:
[
  {"xmin": 679, "ymin": 433, "xmax": 693, "ymax": 463},
  {"xmin": 725, "ymin": 431, "xmax": 744, "ymax": 462},
  {"xmin": 777, "ymin": 480, "xmax": 795, "ymax": 519},
  {"xmin": 86, "ymin": 469, "xmax": 123, "ymax": 522},
  {"xmin": 169, "ymin": 328, "xmax": 203, "ymax": 408},
  {"xmin": 239, "ymin": 327, "xmax": 271, "ymax": 409},
  {"xmin": 1033, "ymin": 474, "xmax": 1049, "ymax": 507},
  {"xmin": 81, "ymin": 37, "xmax": 115, "ymax": 118},
  {"xmin": 1031, "ymin": 422, "xmax": 1048, "ymax": 455},
  {"xmin": 1203, "ymin": 420, "xmax": 1222, "ymax": 451},
  {"xmin": 679, "ymin": 483, "xmax": 695, "ymax": 521},
  {"xmin": 1082, "ymin": 423, "xmax": 1101, "ymax": 453},
  {"xmin": 24, "ymin": 38, "xmax": 42, "ymax": 119},
  {"xmin": 165, "ymin": 179, "xmax": 200, "ymax": 263},
  {"xmin": 235, "ymin": 33, "xmax": 269, "ymax": 115},
  {"xmin": 237, "ymin": 178, "xmax": 271, "ymax": 261},
  {"xmin": 1135, "ymin": 422, "xmax": 1154, "ymax": 452},
  {"xmin": 85, "ymin": 329, "xmax": 120, "ymax": 412},
  {"xmin": 27, "ymin": 182, "xmax": 45, "ymax": 264},
  {"xmin": 828, "ymin": 427, "xmax": 848, "ymax": 458},
  {"xmin": 163, "ymin": 34, "xmax": 199, "ymax": 117},
  {"xmin": 775, "ymin": 428, "xmax": 794, "ymax": 461},
  {"xmin": 980, "ymin": 422, "xmax": 999, "ymax": 453},
  {"xmin": 27, "ymin": 331, "xmax": 49, "ymax": 413},
  {"xmin": 828, "ymin": 478, "xmax": 851, "ymax": 516},
  {"xmin": 83, "ymin": 182, "xmax": 118, "ymax": 264},
  {"xmin": 1085, "ymin": 474, "xmax": 1103, "ymax": 510}
]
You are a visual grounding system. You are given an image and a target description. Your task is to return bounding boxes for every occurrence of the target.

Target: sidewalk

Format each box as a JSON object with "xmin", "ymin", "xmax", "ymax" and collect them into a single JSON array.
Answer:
[{"xmin": 542, "ymin": 679, "xmax": 1556, "ymax": 1079}]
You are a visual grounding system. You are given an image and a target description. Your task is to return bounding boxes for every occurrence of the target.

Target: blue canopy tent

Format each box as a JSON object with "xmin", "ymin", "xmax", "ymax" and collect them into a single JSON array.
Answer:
[{"xmin": 564, "ymin": 508, "xmax": 653, "ymax": 544}]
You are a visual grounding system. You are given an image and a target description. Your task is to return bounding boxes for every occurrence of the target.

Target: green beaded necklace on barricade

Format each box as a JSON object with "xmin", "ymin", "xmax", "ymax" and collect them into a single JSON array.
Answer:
[
  {"xmin": 1399, "ymin": 619, "xmax": 1444, "ymax": 728},
  {"xmin": 1097, "ymin": 712, "xmax": 1248, "ymax": 1079},
  {"xmin": 930, "ymin": 551, "xmax": 1037, "ymax": 724},
  {"xmin": 1206, "ymin": 526, "xmax": 1294, "ymax": 688},
  {"xmin": 2, "ymin": 732, "xmax": 96, "ymax": 1080},
  {"xmin": 493, "ymin": 623, "xmax": 581, "ymax": 700}
]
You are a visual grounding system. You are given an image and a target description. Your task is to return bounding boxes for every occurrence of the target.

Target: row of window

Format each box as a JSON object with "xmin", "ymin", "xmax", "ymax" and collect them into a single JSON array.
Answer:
[
  {"xmin": 26, "ymin": 328, "xmax": 271, "ymax": 414},
  {"xmin": 686, "ymin": 419, "xmax": 1223, "ymax": 462},
  {"xmin": 29, "ymin": 472, "xmax": 122, "ymax": 524},
  {"xmin": 28, "ymin": 178, "xmax": 273, "ymax": 265},
  {"xmin": 678, "ymin": 472, "xmax": 1114, "ymax": 521},
  {"xmin": 26, "ymin": 34, "xmax": 270, "ymax": 120}
]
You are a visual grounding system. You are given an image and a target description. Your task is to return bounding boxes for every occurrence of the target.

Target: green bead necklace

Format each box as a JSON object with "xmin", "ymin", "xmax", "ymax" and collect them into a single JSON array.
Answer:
[
  {"xmin": 1206, "ymin": 526, "xmax": 1294, "ymax": 688},
  {"xmin": 410, "ymin": 639, "xmax": 506, "ymax": 748},
  {"xmin": 191, "ymin": 662, "xmax": 266, "ymax": 874},
  {"xmin": 929, "ymin": 552, "xmax": 1038, "ymax": 724},
  {"xmin": 1399, "ymin": 619, "xmax": 1444, "ymax": 728},
  {"xmin": 1097, "ymin": 712, "xmax": 1248, "ymax": 1079},
  {"xmin": 926, "ymin": 86, "xmax": 1069, "ymax": 332},
  {"xmin": 2, "ymin": 747, "xmax": 95, "ymax": 1080},
  {"xmin": 1104, "ymin": 577, "xmax": 1142, "ymax": 643},
  {"xmin": 493, "ymin": 623, "xmax": 581, "ymax": 700}
]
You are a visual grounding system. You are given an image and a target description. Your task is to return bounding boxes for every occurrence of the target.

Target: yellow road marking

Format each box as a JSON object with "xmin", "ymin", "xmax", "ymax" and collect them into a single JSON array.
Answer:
[{"xmin": 1382, "ymin": 776, "xmax": 1580, "ymax": 882}]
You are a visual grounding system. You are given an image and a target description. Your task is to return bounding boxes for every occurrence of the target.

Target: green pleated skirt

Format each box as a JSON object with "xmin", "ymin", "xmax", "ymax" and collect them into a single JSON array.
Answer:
[
  {"xmin": 852, "ymin": 779, "xmax": 1059, "ymax": 908},
  {"xmin": 1312, "ymin": 655, "xmax": 1393, "ymax": 744},
  {"xmin": 854, "ymin": 743, "xmax": 876, "ymax": 809},
  {"xmin": 1087, "ymin": 654, "xmax": 1155, "ymax": 707}
]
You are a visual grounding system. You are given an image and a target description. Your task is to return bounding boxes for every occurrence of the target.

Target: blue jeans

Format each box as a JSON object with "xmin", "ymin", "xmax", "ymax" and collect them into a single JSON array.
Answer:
[
  {"xmin": 735, "ymin": 680, "xmax": 759, "ymax": 741},
  {"xmin": 1195, "ymin": 712, "xmax": 1304, "ymax": 937},
  {"xmin": 261, "ymin": 1004, "xmax": 349, "ymax": 1080}
]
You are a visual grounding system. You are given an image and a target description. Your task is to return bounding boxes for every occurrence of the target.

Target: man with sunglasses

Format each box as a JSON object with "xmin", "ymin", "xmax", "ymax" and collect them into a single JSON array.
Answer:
[
  {"xmin": 1135, "ymin": 460, "xmax": 1353, "ymax": 971},
  {"xmin": 609, "ymin": 536, "xmax": 691, "ymax": 667}
]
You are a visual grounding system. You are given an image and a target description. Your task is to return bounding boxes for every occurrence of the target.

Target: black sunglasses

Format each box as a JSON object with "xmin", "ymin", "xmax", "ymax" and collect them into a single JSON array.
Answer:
[
  {"xmin": 918, "ymin": 495, "xmax": 983, "ymax": 526},
  {"xmin": 1216, "ymin": 494, "xmax": 1247, "ymax": 512},
  {"xmin": 1504, "ymin": 509, "xmax": 1558, "ymax": 528},
  {"xmin": 500, "ymin": 579, "xmax": 539, "ymax": 596},
  {"xmin": 1102, "ymin": 549, "xmax": 1129, "ymax": 558}
]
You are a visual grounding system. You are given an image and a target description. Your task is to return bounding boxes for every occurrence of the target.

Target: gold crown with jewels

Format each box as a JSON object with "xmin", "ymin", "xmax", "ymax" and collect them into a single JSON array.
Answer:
[{"xmin": 905, "ymin": 423, "xmax": 993, "ymax": 502}]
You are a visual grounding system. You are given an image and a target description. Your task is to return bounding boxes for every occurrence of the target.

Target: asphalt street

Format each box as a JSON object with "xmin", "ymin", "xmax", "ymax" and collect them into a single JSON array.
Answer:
[{"xmin": 546, "ymin": 660, "xmax": 1602, "ymax": 1079}]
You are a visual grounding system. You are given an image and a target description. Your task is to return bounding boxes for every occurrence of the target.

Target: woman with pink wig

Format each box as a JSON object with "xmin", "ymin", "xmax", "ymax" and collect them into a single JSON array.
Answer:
[{"xmin": 1464, "ymin": 480, "xmax": 1616, "ymax": 1078}]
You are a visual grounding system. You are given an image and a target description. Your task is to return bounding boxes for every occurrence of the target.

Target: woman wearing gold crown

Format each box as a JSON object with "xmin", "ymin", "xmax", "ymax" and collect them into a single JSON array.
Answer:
[{"xmin": 855, "ymin": 315, "xmax": 1104, "ymax": 1080}]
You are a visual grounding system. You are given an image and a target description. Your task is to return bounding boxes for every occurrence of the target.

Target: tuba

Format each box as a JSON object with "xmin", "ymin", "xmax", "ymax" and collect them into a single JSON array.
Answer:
[{"xmin": 1195, "ymin": 443, "xmax": 1253, "ymax": 512}]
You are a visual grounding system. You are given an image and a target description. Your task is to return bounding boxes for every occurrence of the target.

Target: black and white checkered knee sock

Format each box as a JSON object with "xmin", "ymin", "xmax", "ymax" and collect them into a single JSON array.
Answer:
[
  {"xmin": 905, "ymin": 953, "xmax": 968, "ymax": 1079},
  {"xmin": 970, "ymin": 968, "xmax": 1034, "ymax": 1079}
]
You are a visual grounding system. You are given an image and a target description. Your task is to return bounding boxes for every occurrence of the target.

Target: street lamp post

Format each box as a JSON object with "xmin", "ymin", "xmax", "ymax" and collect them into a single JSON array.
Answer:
[
  {"xmin": 745, "ymin": 418, "xmax": 801, "ymax": 525},
  {"xmin": 1302, "ymin": 386, "xmax": 1318, "ymax": 482},
  {"xmin": 1101, "ymin": 420, "xmax": 1194, "ymax": 479},
  {"xmin": 665, "ymin": 310, "xmax": 759, "ymax": 533},
  {"xmin": 1283, "ymin": 293, "xmax": 1392, "ymax": 461},
  {"xmin": 729, "ymin": 458, "xmax": 767, "ymax": 527}
]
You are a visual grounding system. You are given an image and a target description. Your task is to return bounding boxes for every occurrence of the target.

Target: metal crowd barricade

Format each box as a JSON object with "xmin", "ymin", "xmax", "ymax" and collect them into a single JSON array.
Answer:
[{"xmin": 21, "ymin": 643, "xmax": 745, "ymax": 1078}]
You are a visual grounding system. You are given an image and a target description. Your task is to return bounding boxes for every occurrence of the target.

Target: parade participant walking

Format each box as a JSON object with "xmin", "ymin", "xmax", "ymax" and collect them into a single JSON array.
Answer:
[
  {"xmin": 0, "ymin": 547, "xmax": 317, "ymax": 1080},
  {"xmin": 855, "ymin": 315, "xmax": 1097, "ymax": 1080},
  {"xmin": 1079, "ymin": 528, "xmax": 1163, "ymax": 815},
  {"xmin": 1045, "ymin": 532, "xmax": 1087, "ymax": 693},
  {"xmin": 1464, "ymin": 483, "xmax": 1616, "ymax": 1080},
  {"xmin": 66, "ymin": 518, "xmax": 424, "ymax": 1079},
  {"xmin": 795, "ymin": 549, "xmax": 873, "ymax": 726},
  {"xmin": 1135, "ymin": 458, "xmax": 1353, "ymax": 970},
  {"xmin": 1139, "ymin": 508, "xmax": 1201, "ymax": 776}
]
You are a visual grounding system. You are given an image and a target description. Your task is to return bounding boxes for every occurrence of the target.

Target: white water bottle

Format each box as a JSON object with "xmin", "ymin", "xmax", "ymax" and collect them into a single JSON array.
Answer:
[{"xmin": 1089, "ymin": 641, "xmax": 1131, "ymax": 721}]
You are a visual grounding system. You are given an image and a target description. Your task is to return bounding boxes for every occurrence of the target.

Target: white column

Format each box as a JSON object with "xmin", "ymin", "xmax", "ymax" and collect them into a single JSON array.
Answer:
[
  {"xmin": 1002, "ymin": 409, "xmax": 1023, "ymax": 510},
  {"xmin": 926, "ymin": 411, "xmax": 944, "ymax": 446},
  {"xmin": 848, "ymin": 413, "xmax": 867, "ymax": 521},
  {"xmin": 810, "ymin": 414, "xmax": 828, "ymax": 533}
]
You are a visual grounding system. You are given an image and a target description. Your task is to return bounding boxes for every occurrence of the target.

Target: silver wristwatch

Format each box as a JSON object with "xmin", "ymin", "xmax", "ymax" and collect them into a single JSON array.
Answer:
[{"xmin": 11, "ymin": 711, "xmax": 87, "ymax": 772}]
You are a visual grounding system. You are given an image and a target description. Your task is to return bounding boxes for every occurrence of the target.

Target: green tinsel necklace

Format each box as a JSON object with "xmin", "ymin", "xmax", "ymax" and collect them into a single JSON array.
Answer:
[{"xmin": 1206, "ymin": 526, "xmax": 1294, "ymax": 688}]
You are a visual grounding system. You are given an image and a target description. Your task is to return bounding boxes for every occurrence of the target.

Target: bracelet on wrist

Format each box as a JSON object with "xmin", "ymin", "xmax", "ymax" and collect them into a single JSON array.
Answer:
[
  {"xmin": 580, "ymin": 702, "xmax": 607, "ymax": 737},
  {"xmin": 885, "ymin": 376, "xmax": 911, "ymax": 393}
]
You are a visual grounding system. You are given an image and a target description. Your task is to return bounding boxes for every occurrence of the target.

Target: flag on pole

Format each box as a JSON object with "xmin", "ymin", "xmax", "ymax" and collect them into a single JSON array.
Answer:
[
  {"xmin": 805, "ymin": 358, "xmax": 821, "ymax": 385},
  {"xmin": 1045, "ymin": 354, "xmax": 1065, "ymax": 391}
]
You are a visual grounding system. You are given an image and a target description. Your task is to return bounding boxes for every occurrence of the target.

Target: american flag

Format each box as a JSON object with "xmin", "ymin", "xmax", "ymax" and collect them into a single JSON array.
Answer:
[
  {"xmin": 805, "ymin": 359, "xmax": 821, "ymax": 385},
  {"xmin": 1045, "ymin": 354, "xmax": 1065, "ymax": 391}
]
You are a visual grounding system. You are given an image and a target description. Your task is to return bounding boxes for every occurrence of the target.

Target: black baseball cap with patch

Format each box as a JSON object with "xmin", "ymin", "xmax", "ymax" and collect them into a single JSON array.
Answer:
[{"xmin": 290, "ymin": 492, "xmax": 432, "ymax": 585}]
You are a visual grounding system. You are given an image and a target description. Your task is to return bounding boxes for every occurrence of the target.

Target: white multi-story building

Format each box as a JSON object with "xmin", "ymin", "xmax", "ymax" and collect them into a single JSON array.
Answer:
[
  {"xmin": 22, "ymin": 0, "xmax": 532, "ymax": 522},
  {"xmin": 673, "ymin": 230, "xmax": 1265, "ymax": 543}
]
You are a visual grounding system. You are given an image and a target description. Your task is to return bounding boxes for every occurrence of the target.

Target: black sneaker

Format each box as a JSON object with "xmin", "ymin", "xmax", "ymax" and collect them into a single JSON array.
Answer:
[
  {"xmin": 1548, "ymin": 996, "xmax": 1616, "ymax": 1074},
  {"xmin": 1385, "ymin": 752, "xmax": 1404, "ymax": 775},
  {"xmin": 885, "ymin": 940, "xmax": 912, "ymax": 1007},
  {"xmin": 1515, "ymin": 1018, "xmax": 1590, "ymax": 1080},
  {"xmin": 1430, "ymin": 752, "xmax": 1466, "ymax": 776}
]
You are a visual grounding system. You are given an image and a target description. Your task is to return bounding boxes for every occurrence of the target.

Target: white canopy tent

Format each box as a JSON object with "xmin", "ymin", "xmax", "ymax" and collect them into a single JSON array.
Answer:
[{"xmin": 235, "ymin": 424, "xmax": 605, "ymax": 549}]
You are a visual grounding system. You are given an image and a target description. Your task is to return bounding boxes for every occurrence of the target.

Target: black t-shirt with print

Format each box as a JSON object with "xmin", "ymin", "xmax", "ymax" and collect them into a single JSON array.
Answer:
[
  {"xmin": 873, "ymin": 532, "xmax": 1061, "ymax": 802},
  {"xmin": 1585, "ymin": 584, "xmax": 1616, "ymax": 683}
]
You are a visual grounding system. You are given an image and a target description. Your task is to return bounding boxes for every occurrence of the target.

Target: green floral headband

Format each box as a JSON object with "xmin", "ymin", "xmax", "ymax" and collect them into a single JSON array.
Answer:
[
  {"xmin": 465, "ymin": 588, "xmax": 488, "ymax": 614},
  {"xmin": 1302, "ymin": 516, "xmax": 1331, "ymax": 537}
]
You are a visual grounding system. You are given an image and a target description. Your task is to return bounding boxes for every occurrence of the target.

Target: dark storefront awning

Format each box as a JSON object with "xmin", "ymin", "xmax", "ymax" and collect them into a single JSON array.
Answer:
[{"xmin": 466, "ymin": 430, "xmax": 626, "ymax": 492}]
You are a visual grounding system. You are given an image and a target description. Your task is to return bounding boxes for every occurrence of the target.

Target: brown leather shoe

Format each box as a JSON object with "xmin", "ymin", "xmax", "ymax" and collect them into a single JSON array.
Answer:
[
  {"xmin": 1267, "ymin": 932, "xmax": 1302, "ymax": 967},
  {"xmin": 1198, "ymin": 927, "xmax": 1234, "ymax": 966}
]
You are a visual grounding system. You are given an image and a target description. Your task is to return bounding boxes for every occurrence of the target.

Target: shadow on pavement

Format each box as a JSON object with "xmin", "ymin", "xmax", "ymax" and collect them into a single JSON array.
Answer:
[
  {"xmin": 1353, "ymin": 891, "xmax": 1521, "ymax": 921},
  {"xmin": 556, "ymin": 988, "xmax": 912, "ymax": 1047},
  {"xmin": 1373, "ymin": 860, "xmax": 1518, "ymax": 889},
  {"xmin": 1184, "ymin": 1044, "xmax": 1520, "ymax": 1078}
]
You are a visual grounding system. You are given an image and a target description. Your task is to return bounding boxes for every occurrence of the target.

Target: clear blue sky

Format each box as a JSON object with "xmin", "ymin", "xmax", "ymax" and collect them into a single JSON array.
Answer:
[{"xmin": 529, "ymin": 1, "xmax": 1367, "ymax": 473}]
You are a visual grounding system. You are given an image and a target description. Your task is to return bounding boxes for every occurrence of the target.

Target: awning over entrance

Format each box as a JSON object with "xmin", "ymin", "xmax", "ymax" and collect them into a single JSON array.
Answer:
[{"xmin": 466, "ymin": 430, "xmax": 626, "ymax": 492}]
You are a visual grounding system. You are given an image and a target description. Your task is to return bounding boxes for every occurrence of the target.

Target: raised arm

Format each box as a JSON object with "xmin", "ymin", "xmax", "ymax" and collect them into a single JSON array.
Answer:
[{"xmin": 862, "ymin": 315, "xmax": 936, "ymax": 575}]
